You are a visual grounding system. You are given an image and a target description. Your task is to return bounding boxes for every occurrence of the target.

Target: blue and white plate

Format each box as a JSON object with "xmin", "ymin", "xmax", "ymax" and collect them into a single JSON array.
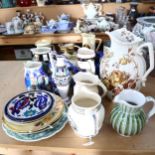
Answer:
[
  {"xmin": 2, "ymin": 107, "xmax": 68, "ymax": 142},
  {"xmin": 4, "ymin": 90, "xmax": 54, "ymax": 123}
]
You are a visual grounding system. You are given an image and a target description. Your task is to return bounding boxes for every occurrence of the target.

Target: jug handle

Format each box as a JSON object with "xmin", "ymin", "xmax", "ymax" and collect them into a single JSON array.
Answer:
[
  {"xmin": 145, "ymin": 96, "xmax": 155, "ymax": 120},
  {"xmin": 136, "ymin": 42, "xmax": 154, "ymax": 86},
  {"xmin": 97, "ymin": 80, "xmax": 107, "ymax": 97},
  {"xmin": 95, "ymin": 38, "xmax": 102, "ymax": 52}
]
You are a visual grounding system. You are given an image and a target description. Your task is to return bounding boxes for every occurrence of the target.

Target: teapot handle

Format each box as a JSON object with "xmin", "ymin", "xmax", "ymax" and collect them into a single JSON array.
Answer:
[
  {"xmin": 136, "ymin": 42, "xmax": 154, "ymax": 86},
  {"xmin": 145, "ymin": 96, "xmax": 155, "ymax": 120},
  {"xmin": 95, "ymin": 38, "xmax": 102, "ymax": 52}
]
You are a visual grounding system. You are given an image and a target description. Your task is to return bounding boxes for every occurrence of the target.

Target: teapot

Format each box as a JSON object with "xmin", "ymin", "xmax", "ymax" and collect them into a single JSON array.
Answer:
[
  {"xmin": 82, "ymin": 3, "xmax": 102, "ymax": 20},
  {"xmin": 110, "ymin": 89, "xmax": 155, "ymax": 136},
  {"xmin": 100, "ymin": 28, "xmax": 154, "ymax": 99},
  {"xmin": 73, "ymin": 71, "xmax": 107, "ymax": 97}
]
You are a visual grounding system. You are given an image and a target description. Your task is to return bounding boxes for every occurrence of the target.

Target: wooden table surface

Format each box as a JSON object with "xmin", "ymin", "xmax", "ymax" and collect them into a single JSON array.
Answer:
[{"xmin": 0, "ymin": 61, "xmax": 155, "ymax": 155}]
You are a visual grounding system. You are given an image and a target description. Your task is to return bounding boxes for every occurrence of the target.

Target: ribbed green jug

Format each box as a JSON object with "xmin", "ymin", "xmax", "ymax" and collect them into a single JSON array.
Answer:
[{"xmin": 110, "ymin": 89, "xmax": 155, "ymax": 137}]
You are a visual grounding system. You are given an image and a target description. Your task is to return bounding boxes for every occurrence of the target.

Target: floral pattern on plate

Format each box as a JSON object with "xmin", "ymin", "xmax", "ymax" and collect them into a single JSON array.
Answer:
[{"xmin": 4, "ymin": 90, "xmax": 54, "ymax": 122}]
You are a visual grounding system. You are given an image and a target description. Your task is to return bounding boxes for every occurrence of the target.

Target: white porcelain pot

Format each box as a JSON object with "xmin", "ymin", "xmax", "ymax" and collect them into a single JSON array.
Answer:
[{"xmin": 68, "ymin": 90, "xmax": 105, "ymax": 138}]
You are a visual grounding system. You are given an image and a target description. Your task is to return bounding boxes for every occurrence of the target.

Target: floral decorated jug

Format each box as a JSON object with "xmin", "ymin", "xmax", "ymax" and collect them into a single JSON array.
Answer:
[
  {"xmin": 110, "ymin": 89, "xmax": 155, "ymax": 136},
  {"xmin": 100, "ymin": 28, "xmax": 154, "ymax": 99}
]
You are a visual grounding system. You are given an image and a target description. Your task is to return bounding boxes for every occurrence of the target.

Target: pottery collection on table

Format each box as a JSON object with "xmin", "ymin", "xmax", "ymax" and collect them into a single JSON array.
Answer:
[{"xmin": 2, "ymin": 2, "xmax": 155, "ymax": 144}]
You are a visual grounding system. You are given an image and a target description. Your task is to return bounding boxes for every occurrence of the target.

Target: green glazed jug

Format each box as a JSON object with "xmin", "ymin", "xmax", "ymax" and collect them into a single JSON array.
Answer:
[{"xmin": 110, "ymin": 89, "xmax": 155, "ymax": 137}]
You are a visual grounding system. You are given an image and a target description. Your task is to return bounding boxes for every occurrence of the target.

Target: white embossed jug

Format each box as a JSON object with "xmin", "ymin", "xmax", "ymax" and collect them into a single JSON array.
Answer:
[
  {"xmin": 73, "ymin": 71, "xmax": 107, "ymax": 97},
  {"xmin": 100, "ymin": 28, "xmax": 154, "ymax": 99},
  {"xmin": 68, "ymin": 90, "xmax": 105, "ymax": 141}
]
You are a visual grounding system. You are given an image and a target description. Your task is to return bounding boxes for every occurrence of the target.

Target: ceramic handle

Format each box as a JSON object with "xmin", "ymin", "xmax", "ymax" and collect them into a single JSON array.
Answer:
[
  {"xmin": 145, "ymin": 96, "xmax": 155, "ymax": 120},
  {"xmin": 97, "ymin": 80, "xmax": 107, "ymax": 97},
  {"xmin": 95, "ymin": 38, "xmax": 102, "ymax": 52},
  {"xmin": 136, "ymin": 42, "xmax": 154, "ymax": 86}
]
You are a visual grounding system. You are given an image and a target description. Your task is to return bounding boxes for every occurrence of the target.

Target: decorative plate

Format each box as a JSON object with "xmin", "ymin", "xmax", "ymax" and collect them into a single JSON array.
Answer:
[
  {"xmin": 3, "ymin": 96, "xmax": 64, "ymax": 133},
  {"xmin": 4, "ymin": 91, "xmax": 54, "ymax": 123},
  {"xmin": 2, "ymin": 107, "xmax": 68, "ymax": 142}
]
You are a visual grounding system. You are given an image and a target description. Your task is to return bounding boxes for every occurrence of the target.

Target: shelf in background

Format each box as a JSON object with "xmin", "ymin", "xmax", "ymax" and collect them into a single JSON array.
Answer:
[
  {"xmin": 0, "ymin": 3, "xmax": 155, "ymax": 23},
  {"xmin": 0, "ymin": 32, "xmax": 109, "ymax": 46}
]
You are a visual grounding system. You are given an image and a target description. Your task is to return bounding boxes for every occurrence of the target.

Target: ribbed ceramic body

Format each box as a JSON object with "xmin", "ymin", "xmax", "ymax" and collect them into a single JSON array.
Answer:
[{"xmin": 110, "ymin": 104, "xmax": 146, "ymax": 136}]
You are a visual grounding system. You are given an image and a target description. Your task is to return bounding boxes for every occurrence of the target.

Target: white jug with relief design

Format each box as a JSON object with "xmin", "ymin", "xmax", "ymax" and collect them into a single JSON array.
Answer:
[
  {"xmin": 100, "ymin": 28, "xmax": 154, "ymax": 99},
  {"xmin": 68, "ymin": 89, "xmax": 105, "ymax": 139},
  {"xmin": 73, "ymin": 71, "xmax": 107, "ymax": 97}
]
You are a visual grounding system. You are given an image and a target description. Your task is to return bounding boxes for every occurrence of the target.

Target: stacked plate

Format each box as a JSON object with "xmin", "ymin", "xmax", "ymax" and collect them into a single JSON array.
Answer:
[{"xmin": 2, "ymin": 90, "xmax": 68, "ymax": 142}]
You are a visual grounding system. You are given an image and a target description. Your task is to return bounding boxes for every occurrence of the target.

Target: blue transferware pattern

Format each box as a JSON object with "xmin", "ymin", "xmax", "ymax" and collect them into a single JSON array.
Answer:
[
  {"xmin": 4, "ymin": 91, "xmax": 54, "ymax": 122},
  {"xmin": 57, "ymin": 21, "xmax": 73, "ymax": 33},
  {"xmin": 2, "ymin": 107, "xmax": 68, "ymax": 142},
  {"xmin": 24, "ymin": 61, "xmax": 50, "ymax": 91},
  {"xmin": 54, "ymin": 57, "xmax": 71, "ymax": 87},
  {"xmin": 58, "ymin": 14, "xmax": 70, "ymax": 21}
]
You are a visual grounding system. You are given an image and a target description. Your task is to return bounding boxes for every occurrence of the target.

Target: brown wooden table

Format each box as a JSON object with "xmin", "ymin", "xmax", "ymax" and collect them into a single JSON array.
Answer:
[{"xmin": 0, "ymin": 61, "xmax": 155, "ymax": 155}]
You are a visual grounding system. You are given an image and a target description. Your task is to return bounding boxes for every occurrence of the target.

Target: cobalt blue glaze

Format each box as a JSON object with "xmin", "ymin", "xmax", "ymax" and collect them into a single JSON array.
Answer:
[{"xmin": 4, "ymin": 90, "xmax": 54, "ymax": 122}]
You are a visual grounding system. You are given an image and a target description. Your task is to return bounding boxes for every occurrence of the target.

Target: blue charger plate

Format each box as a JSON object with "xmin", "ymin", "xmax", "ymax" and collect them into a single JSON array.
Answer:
[{"xmin": 4, "ymin": 90, "xmax": 54, "ymax": 123}]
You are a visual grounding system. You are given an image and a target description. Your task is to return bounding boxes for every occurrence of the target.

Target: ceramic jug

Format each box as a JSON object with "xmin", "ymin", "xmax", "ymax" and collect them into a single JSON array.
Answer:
[
  {"xmin": 68, "ymin": 90, "xmax": 105, "ymax": 139},
  {"xmin": 73, "ymin": 71, "xmax": 107, "ymax": 97},
  {"xmin": 110, "ymin": 89, "xmax": 155, "ymax": 136},
  {"xmin": 100, "ymin": 28, "xmax": 154, "ymax": 99},
  {"xmin": 54, "ymin": 57, "xmax": 71, "ymax": 105},
  {"xmin": 77, "ymin": 47, "xmax": 96, "ymax": 73},
  {"xmin": 24, "ymin": 61, "xmax": 49, "ymax": 90},
  {"xmin": 81, "ymin": 33, "xmax": 102, "ymax": 51}
]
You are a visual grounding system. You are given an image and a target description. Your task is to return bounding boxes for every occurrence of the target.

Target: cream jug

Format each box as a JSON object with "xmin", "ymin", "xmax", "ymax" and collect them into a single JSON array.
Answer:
[
  {"xmin": 68, "ymin": 90, "xmax": 105, "ymax": 139},
  {"xmin": 100, "ymin": 28, "xmax": 154, "ymax": 99},
  {"xmin": 73, "ymin": 71, "xmax": 107, "ymax": 97},
  {"xmin": 110, "ymin": 89, "xmax": 155, "ymax": 136},
  {"xmin": 77, "ymin": 47, "xmax": 96, "ymax": 73}
]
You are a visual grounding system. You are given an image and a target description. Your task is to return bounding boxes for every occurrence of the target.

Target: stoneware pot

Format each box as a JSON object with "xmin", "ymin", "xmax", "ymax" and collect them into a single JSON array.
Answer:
[{"xmin": 110, "ymin": 89, "xmax": 155, "ymax": 136}]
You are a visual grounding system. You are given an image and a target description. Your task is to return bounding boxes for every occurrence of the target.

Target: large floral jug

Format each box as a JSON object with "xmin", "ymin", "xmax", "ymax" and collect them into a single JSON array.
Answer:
[{"xmin": 100, "ymin": 28, "xmax": 154, "ymax": 99}]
